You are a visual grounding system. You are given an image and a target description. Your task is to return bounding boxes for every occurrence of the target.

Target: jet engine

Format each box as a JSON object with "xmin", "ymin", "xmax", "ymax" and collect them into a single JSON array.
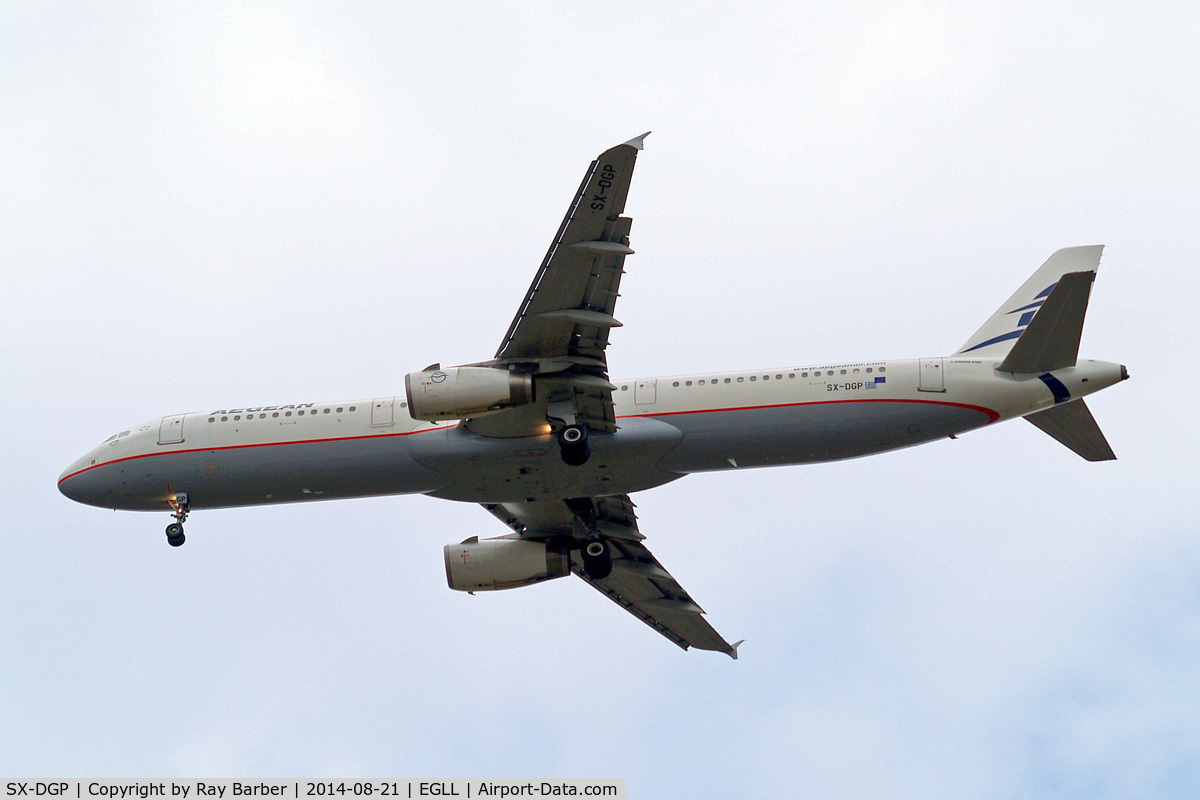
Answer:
[
  {"xmin": 445, "ymin": 536, "xmax": 570, "ymax": 591},
  {"xmin": 405, "ymin": 366, "xmax": 533, "ymax": 421}
]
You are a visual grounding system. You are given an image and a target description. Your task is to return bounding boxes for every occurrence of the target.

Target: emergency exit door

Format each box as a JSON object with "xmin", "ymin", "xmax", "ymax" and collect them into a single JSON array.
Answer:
[
  {"xmin": 918, "ymin": 358, "xmax": 945, "ymax": 392},
  {"xmin": 635, "ymin": 379, "xmax": 657, "ymax": 404},
  {"xmin": 371, "ymin": 397, "xmax": 395, "ymax": 426},
  {"xmin": 158, "ymin": 414, "xmax": 185, "ymax": 444}
]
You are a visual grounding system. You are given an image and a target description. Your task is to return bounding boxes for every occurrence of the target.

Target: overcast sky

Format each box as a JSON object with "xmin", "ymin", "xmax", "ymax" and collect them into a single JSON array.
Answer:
[{"xmin": 3, "ymin": 2, "xmax": 1198, "ymax": 797}]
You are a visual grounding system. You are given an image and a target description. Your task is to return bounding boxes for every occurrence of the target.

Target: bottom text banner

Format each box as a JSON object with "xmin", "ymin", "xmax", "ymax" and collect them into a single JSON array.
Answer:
[{"xmin": 4, "ymin": 783, "xmax": 623, "ymax": 800}]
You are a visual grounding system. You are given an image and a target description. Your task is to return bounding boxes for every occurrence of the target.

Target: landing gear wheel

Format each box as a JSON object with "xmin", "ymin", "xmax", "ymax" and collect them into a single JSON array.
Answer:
[
  {"xmin": 581, "ymin": 538, "xmax": 613, "ymax": 580},
  {"xmin": 557, "ymin": 424, "xmax": 591, "ymax": 466},
  {"xmin": 165, "ymin": 491, "xmax": 190, "ymax": 548},
  {"xmin": 584, "ymin": 539, "xmax": 609, "ymax": 559}
]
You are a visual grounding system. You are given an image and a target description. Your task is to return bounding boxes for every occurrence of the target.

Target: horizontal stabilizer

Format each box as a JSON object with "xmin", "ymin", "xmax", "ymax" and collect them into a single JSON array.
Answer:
[
  {"xmin": 1025, "ymin": 399, "xmax": 1116, "ymax": 461},
  {"xmin": 998, "ymin": 270, "xmax": 1094, "ymax": 373}
]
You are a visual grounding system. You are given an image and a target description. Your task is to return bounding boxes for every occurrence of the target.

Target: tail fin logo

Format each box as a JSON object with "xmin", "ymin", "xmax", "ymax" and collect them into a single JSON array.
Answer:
[{"xmin": 960, "ymin": 282, "xmax": 1057, "ymax": 354}]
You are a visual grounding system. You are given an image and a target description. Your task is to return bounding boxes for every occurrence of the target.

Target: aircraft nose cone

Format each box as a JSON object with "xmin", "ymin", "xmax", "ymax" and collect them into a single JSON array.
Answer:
[
  {"xmin": 58, "ymin": 457, "xmax": 100, "ymax": 506},
  {"xmin": 58, "ymin": 467, "xmax": 85, "ymax": 503},
  {"xmin": 1120, "ymin": 364, "xmax": 1130, "ymax": 381}
]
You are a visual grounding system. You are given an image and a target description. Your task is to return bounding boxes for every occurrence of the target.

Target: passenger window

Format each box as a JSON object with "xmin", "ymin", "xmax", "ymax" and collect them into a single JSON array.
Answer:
[
  {"xmin": 737, "ymin": 377, "xmax": 744, "ymax": 383},
  {"xmin": 324, "ymin": 408, "xmax": 331, "ymax": 414},
  {"xmin": 337, "ymin": 407, "xmax": 344, "ymax": 413},
  {"xmin": 672, "ymin": 382, "xmax": 679, "ymax": 387},
  {"xmin": 272, "ymin": 412, "xmax": 279, "ymax": 418},
  {"xmin": 866, "ymin": 368, "xmax": 873, "ymax": 373},
  {"xmin": 750, "ymin": 376, "xmax": 756, "ymax": 381}
]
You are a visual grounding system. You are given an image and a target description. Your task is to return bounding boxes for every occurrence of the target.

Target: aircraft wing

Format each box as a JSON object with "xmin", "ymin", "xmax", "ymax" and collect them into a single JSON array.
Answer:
[
  {"xmin": 482, "ymin": 495, "xmax": 742, "ymax": 658},
  {"xmin": 470, "ymin": 134, "xmax": 648, "ymax": 435}
]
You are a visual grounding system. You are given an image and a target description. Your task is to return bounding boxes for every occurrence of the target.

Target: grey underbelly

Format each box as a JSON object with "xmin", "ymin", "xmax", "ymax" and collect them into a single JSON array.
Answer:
[{"xmin": 655, "ymin": 400, "xmax": 993, "ymax": 472}]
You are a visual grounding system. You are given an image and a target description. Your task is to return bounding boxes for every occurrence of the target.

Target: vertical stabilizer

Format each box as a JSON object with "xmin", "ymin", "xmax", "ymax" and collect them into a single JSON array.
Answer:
[{"xmin": 956, "ymin": 246, "xmax": 1104, "ymax": 360}]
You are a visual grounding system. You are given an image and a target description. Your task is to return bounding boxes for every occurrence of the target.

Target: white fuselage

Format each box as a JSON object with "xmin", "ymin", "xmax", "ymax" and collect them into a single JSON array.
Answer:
[{"xmin": 58, "ymin": 356, "xmax": 1125, "ymax": 513}]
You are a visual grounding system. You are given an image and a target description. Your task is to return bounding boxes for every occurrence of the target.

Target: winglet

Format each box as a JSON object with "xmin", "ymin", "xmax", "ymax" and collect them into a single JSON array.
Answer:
[
  {"xmin": 622, "ymin": 131, "xmax": 651, "ymax": 150},
  {"xmin": 728, "ymin": 639, "xmax": 745, "ymax": 660}
]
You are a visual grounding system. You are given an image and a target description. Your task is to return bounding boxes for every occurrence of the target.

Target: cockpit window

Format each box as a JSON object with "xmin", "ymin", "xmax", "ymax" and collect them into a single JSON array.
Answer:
[{"xmin": 103, "ymin": 434, "xmax": 118, "ymax": 444}]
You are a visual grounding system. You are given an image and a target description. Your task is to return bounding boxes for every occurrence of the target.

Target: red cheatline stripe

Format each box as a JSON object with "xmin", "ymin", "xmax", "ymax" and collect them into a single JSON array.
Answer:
[
  {"xmin": 620, "ymin": 397, "xmax": 1000, "ymax": 423},
  {"xmin": 60, "ymin": 398, "xmax": 999, "ymax": 484},
  {"xmin": 57, "ymin": 425, "xmax": 446, "ymax": 485}
]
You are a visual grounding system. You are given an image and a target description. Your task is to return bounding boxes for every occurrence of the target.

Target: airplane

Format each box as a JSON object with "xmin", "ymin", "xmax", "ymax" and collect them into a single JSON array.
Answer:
[{"xmin": 58, "ymin": 133, "xmax": 1129, "ymax": 658}]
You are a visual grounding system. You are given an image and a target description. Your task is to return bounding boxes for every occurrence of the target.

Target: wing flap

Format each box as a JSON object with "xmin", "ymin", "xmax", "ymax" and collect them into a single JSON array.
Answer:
[
  {"xmin": 480, "ymin": 495, "xmax": 740, "ymax": 657},
  {"xmin": 470, "ymin": 137, "xmax": 649, "ymax": 438},
  {"xmin": 575, "ymin": 534, "xmax": 736, "ymax": 656},
  {"xmin": 495, "ymin": 145, "xmax": 641, "ymax": 363}
]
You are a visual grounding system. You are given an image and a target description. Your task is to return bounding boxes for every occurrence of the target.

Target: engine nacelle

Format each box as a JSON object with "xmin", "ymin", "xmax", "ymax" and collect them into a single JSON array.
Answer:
[
  {"xmin": 444, "ymin": 536, "xmax": 570, "ymax": 591},
  {"xmin": 405, "ymin": 366, "xmax": 533, "ymax": 421}
]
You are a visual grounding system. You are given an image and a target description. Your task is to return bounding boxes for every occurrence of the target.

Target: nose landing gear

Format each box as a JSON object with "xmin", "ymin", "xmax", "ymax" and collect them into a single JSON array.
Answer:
[{"xmin": 165, "ymin": 492, "xmax": 189, "ymax": 547}]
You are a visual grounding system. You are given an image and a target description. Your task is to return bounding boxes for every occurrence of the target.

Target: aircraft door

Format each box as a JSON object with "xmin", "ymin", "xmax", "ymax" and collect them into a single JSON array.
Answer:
[
  {"xmin": 918, "ymin": 358, "xmax": 946, "ymax": 392},
  {"xmin": 635, "ymin": 379, "xmax": 657, "ymax": 405},
  {"xmin": 371, "ymin": 397, "xmax": 395, "ymax": 427},
  {"xmin": 158, "ymin": 414, "xmax": 186, "ymax": 444}
]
